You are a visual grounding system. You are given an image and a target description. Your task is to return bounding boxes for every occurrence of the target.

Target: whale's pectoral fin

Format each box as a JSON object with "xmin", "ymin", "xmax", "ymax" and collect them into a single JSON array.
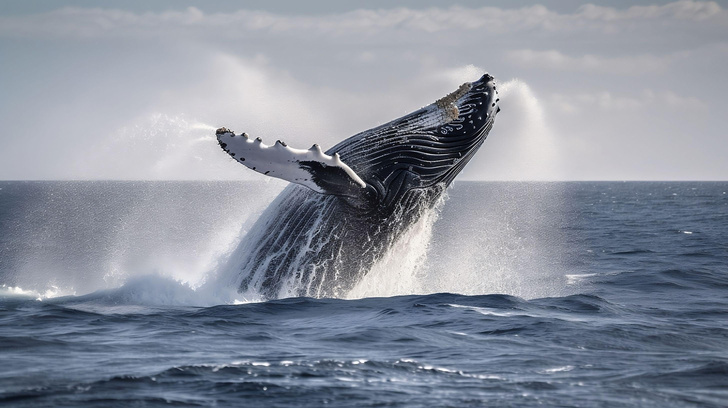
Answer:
[{"xmin": 216, "ymin": 128, "xmax": 366, "ymax": 196}]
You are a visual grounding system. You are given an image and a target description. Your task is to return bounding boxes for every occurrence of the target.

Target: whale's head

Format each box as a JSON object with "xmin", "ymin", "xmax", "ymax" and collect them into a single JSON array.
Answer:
[{"xmin": 331, "ymin": 74, "xmax": 500, "ymax": 209}]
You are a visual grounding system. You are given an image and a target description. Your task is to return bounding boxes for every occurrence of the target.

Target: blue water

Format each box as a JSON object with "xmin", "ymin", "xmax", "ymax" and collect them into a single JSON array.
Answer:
[{"xmin": 1, "ymin": 181, "xmax": 727, "ymax": 407}]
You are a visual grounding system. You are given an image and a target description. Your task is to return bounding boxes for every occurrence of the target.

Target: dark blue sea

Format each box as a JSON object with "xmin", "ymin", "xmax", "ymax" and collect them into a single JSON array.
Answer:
[{"xmin": 1, "ymin": 181, "xmax": 726, "ymax": 407}]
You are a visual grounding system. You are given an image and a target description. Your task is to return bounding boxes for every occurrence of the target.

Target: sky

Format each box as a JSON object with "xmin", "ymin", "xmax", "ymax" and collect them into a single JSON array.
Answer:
[{"xmin": 1, "ymin": 1, "xmax": 726, "ymax": 181}]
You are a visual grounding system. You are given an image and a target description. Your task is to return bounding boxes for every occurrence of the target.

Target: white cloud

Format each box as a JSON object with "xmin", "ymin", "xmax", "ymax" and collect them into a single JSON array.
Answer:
[
  {"xmin": 0, "ymin": 2, "xmax": 724, "ymax": 39},
  {"xmin": 505, "ymin": 49, "xmax": 684, "ymax": 75},
  {"xmin": 433, "ymin": 64, "xmax": 488, "ymax": 84},
  {"xmin": 549, "ymin": 90, "xmax": 707, "ymax": 114},
  {"xmin": 577, "ymin": 1, "xmax": 721, "ymax": 21}
]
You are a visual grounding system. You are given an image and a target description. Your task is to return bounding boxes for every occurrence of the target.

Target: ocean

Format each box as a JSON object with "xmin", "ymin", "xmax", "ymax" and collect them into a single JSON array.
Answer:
[{"xmin": 0, "ymin": 181, "xmax": 726, "ymax": 407}]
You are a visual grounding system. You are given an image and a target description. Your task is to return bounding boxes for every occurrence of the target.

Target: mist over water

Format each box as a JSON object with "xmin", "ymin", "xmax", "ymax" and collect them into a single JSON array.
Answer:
[
  {"xmin": 0, "ymin": 181, "xmax": 572, "ymax": 305},
  {"xmin": 0, "ymin": 181, "xmax": 281, "ymax": 304},
  {"xmin": 71, "ymin": 114, "xmax": 242, "ymax": 181},
  {"xmin": 349, "ymin": 182, "xmax": 571, "ymax": 300}
]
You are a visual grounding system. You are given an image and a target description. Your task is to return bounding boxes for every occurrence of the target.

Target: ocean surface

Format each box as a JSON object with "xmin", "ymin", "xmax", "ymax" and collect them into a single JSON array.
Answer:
[{"xmin": 0, "ymin": 181, "xmax": 726, "ymax": 407}]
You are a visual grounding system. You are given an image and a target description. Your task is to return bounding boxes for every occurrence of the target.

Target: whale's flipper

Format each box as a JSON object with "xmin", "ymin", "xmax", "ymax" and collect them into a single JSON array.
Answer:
[{"xmin": 216, "ymin": 128, "xmax": 366, "ymax": 197}]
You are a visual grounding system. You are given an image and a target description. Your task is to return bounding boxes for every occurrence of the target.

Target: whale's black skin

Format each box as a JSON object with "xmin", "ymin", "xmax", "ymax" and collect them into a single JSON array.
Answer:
[{"xmin": 218, "ymin": 74, "xmax": 500, "ymax": 299}]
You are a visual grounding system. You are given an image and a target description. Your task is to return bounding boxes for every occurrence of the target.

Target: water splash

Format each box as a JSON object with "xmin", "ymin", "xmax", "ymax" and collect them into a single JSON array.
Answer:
[
  {"xmin": 419, "ymin": 182, "xmax": 571, "ymax": 299},
  {"xmin": 345, "ymin": 183, "xmax": 571, "ymax": 300},
  {"xmin": 346, "ymin": 196, "xmax": 445, "ymax": 299},
  {"xmin": 0, "ymin": 180, "xmax": 571, "ymax": 305},
  {"xmin": 0, "ymin": 181, "xmax": 283, "ymax": 304}
]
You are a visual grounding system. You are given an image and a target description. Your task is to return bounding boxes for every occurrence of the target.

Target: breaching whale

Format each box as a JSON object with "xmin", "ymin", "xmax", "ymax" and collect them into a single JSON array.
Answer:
[{"xmin": 216, "ymin": 74, "xmax": 500, "ymax": 299}]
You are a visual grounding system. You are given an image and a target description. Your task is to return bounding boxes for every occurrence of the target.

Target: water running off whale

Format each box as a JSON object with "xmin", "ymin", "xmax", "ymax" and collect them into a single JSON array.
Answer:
[{"xmin": 216, "ymin": 74, "xmax": 500, "ymax": 299}]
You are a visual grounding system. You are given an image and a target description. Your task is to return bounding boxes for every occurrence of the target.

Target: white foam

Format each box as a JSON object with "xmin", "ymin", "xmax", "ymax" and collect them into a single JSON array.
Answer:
[
  {"xmin": 0, "ymin": 284, "xmax": 75, "ymax": 301},
  {"xmin": 565, "ymin": 273, "xmax": 598, "ymax": 285},
  {"xmin": 540, "ymin": 365, "xmax": 575, "ymax": 374},
  {"xmin": 447, "ymin": 303, "xmax": 515, "ymax": 317}
]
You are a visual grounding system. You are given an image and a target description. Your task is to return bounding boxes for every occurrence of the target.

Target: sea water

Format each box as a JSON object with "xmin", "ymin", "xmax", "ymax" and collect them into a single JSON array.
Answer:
[{"xmin": 0, "ymin": 181, "xmax": 726, "ymax": 407}]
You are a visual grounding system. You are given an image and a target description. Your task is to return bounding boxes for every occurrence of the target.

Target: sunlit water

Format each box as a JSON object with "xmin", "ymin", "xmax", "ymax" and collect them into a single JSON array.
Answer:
[{"xmin": 1, "ymin": 181, "xmax": 726, "ymax": 407}]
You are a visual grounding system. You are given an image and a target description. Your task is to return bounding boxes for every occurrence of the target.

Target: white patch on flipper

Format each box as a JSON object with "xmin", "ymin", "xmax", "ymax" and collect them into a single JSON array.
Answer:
[{"xmin": 217, "ymin": 130, "xmax": 366, "ymax": 193}]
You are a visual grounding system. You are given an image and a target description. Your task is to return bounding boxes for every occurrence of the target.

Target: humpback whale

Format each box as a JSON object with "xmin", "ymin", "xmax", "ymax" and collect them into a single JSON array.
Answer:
[{"xmin": 217, "ymin": 74, "xmax": 500, "ymax": 299}]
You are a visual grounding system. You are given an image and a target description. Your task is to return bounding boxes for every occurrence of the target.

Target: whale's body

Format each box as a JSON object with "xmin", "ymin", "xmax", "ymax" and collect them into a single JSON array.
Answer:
[{"xmin": 217, "ymin": 74, "xmax": 500, "ymax": 299}]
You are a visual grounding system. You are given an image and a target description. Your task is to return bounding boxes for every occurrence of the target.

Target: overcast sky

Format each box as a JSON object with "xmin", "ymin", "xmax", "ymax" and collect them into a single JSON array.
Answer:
[{"xmin": 1, "ymin": 1, "xmax": 726, "ymax": 180}]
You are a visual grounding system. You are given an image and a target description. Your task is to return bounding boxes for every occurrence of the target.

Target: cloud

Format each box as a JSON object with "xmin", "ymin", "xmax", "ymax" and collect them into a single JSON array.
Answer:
[
  {"xmin": 577, "ymin": 1, "xmax": 721, "ymax": 21},
  {"xmin": 0, "ymin": 2, "xmax": 724, "ymax": 39},
  {"xmin": 505, "ymin": 49, "xmax": 683, "ymax": 75},
  {"xmin": 549, "ymin": 90, "xmax": 707, "ymax": 114}
]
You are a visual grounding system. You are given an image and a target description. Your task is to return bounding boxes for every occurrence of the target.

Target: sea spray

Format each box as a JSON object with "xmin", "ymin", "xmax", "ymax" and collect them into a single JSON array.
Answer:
[
  {"xmin": 419, "ymin": 182, "xmax": 572, "ymax": 299},
  {"xmin": 348, "ymin": 182, "xmax": 573, "ymax": 300},
  {"xmin": 0, "ymin": 181, "xmax": 573, "ymax": 304},
  {"xmin": 0, "ymin": 181, "xmax": 282, "ymax": 300},
  {"xmin": 462, "ymin": 79, "xmax": 564, "ymax": 181},
  {"xmin": 346, "ymin": 194, "xmax": 446, "ymax": 299}
]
